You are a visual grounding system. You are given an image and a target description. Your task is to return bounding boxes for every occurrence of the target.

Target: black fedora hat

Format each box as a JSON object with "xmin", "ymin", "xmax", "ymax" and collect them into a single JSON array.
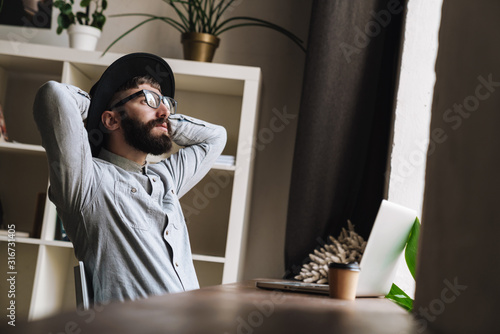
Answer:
[{"xmin": 86, "ymin": 52, "xmax": 175, "ymax": 157}]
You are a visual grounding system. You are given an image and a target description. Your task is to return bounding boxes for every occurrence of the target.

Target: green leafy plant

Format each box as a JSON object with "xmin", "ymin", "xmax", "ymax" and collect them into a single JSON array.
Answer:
[
  {"xmin": 54, "ymin": 0, "xmax": 108, "ymax": 35},
  {"xmin": 104, "ymin": 0, "xmax": 305, "ymax": 54},
  {"xmin": 385, "ymin": 217, "xmax": 421, "ymax": 312}
]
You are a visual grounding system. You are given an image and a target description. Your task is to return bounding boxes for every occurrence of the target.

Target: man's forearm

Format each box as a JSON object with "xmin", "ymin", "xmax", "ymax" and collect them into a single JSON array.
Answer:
[
  {"xmin": 168, "ymin": 114, "xmax": 227, "ymax": 149},
  {"xmin": 165, "ymin": 114, "xmax": 227, "ymax": 197}
]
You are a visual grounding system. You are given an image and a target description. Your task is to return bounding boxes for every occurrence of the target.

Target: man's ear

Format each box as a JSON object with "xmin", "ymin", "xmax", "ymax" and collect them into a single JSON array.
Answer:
[{"xmin": 101, "ymin": 110, "xmax": 121, "ymax": 131}]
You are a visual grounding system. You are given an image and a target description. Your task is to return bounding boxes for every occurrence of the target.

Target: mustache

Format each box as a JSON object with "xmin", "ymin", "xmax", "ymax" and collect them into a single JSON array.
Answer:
[{"xmin": 147, "ymin": 117, "xmax": 169, "ymax": 128}]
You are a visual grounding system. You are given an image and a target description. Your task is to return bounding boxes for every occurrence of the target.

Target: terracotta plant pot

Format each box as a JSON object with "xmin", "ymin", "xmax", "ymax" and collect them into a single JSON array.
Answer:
[
  {"xmin": 181, "ymin": 32, "xmax": 220, "ymax": 62},
  {"xmin": 68, "ymin": 25, "xmax": 101, "ymax": 51}
]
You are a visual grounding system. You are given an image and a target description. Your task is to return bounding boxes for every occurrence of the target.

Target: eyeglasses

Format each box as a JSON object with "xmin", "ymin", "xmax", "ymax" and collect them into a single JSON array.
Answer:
[{"xmin": 110, "ymin": 89, "xmax": 177, "ymax": 114}]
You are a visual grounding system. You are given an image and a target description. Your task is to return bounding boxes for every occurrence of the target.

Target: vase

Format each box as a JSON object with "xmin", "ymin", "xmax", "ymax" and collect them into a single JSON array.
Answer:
[
  {"xmin": 68, "ymin": 25, "xmax": 101, "ymax": 51},
  {"xmin": 181, "ymin": 32, "xmax": 220, "ymax": 62}
]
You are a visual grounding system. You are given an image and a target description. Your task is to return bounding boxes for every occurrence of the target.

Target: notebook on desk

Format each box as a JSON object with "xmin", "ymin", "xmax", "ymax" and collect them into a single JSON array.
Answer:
[{"xmin": 256, "ymin": 200, "xmax": 417, "ymax": 297}]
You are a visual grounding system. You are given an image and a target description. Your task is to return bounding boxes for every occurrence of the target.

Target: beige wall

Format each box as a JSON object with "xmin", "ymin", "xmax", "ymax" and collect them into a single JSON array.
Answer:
[
  {"xmin": 0, "ymin": 1, "xmax": 312, "ymax": 280},
  {"xmin": 212, "ymin": 1, "xmax": 311, "ymax": 280}
]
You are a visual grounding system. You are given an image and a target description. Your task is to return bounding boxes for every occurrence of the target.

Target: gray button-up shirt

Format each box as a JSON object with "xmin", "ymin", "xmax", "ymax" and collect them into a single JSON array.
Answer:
[{"xmin": 33, "ymin": 81, "xmax": 227, "ymax": 304}]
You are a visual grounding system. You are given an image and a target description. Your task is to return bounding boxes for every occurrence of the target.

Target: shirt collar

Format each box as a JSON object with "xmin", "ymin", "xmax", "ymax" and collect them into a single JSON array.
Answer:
[{"xmin": 98, "ymin": 148, "xmax": 147, "ymax": 174}]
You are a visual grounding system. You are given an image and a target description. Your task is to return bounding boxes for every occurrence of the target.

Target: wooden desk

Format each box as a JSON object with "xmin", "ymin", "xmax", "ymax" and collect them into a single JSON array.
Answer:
[{"xmin": 15, "ymin": 280, "xmax": 430, "ymax": 334}]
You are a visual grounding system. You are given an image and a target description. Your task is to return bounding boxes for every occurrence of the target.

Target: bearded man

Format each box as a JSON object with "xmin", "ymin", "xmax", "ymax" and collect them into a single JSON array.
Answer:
[{"xmin": 33, "ymin": 53, "xmax": 226, "ymax": 305}]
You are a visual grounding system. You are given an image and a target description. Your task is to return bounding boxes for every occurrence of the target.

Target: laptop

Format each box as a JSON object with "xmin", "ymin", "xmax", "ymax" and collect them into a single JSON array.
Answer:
[{"xmin": 256, "ymin": 200, "xmax": 417, "ymax": 297}]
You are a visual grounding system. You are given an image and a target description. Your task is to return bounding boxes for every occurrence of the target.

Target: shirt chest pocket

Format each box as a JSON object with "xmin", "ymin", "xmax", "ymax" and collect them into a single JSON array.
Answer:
[
  {"xmin": 114, "ymin": 181, "xmax": 154, "ymax": 230},
  {"xmin": 162, "ymin": 188, "xmax": 182, "ymax": 230}
]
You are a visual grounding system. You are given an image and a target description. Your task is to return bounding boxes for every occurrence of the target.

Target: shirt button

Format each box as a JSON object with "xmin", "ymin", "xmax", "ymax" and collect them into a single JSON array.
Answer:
[
  {"xmin": 165, "ymin": 230, "xmax": 169, "ymax": 236},
  {"xmin": 131, "ymin": 188, "xmax": 137, "ymax": 193},
  {"xmin": 171, "ymin": 190, "xmax": 174, "ymax": 194},
  {"xmin": 152, "ymin": 178, "xmax": 156, "ymax": 182},
  {"xmin": 175, "ymin": 262, "xmax": 179, "ymax": 267}
]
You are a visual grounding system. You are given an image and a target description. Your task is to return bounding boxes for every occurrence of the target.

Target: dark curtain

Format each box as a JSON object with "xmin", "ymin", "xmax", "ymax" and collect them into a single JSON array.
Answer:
[{"xmin": 284, "ymin": 0, "xmax": 406, "ymax": 276}]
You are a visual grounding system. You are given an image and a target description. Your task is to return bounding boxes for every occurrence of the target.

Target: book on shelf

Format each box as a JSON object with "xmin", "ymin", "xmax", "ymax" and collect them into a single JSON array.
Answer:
[
  {"xmin": 216, "ymin": 155, "xmax": 235, "ymax": 166},
  {"xmin": 54, "ymin": 214, "xmax": 70, "ymax": 242},
  {"xmin": 32, "ymin": 192, "xmax": 46, "ymax": 239},
  {"xmin": 0, "ymin": 196, "xmax": 4, "ymax": 228},
  {"xmin": 0, "ymin": 103, "xmax": 9, "ymax": 143}
]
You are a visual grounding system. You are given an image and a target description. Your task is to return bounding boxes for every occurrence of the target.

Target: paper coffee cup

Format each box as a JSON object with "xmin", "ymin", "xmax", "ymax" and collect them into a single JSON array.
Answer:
[{"xmin": 328, "ymin": 262, "xmax": 360, "ymax": 300}]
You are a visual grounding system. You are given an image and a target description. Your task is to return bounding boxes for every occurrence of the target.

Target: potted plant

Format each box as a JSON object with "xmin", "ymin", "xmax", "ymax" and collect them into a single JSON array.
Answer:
[
  {"xmin": 54, "ymin": 0, "xmax": 107, "ymax": 51},
  {"xmin": 103, "ymin": 0, "xmax": 305, "ymax": 62},
  {"xmin": 385, "ymin": 218, "xmax": 420, "ymax": 311}
]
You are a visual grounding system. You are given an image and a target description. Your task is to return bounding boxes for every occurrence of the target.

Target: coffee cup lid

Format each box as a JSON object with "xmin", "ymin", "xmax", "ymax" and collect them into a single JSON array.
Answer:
[{"xmin": 328, "ymin": 262, "xmax": 360, "ymax": 271}]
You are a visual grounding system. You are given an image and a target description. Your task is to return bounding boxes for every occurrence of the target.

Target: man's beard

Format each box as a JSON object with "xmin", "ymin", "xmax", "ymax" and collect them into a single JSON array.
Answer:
[{"xmin": 120, "ymin": 115, "xmax": 173, "ymax": 155}]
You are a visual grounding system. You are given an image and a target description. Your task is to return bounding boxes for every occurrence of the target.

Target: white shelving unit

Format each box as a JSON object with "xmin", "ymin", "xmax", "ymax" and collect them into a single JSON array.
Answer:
[{"xmin": 0, "ymin": 41, "xmax": 261, "ymax": 321}]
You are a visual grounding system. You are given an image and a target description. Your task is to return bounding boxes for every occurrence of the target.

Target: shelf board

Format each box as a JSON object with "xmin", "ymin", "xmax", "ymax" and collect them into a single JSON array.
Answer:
[
  {"xmin": 0, "ymin": 142, "xmax": 45, "ymax": 154},
  {"xmin": 0, "ymin": 235, "xmax": 227, "ymax": 261},
  {"xmin": 0, "ymin": 235, "xmax": 73, "ymax": 248},
  {"xmin": 0, "ymin": 40, "xmax": 261, "ymax": 97},
  {"xmin": 192, "ymin": 254, "xmax": 226, "ymax": 263},
  {"xmin": 39, "ymin": 239, "xmax": 74, "ymax": 248}
]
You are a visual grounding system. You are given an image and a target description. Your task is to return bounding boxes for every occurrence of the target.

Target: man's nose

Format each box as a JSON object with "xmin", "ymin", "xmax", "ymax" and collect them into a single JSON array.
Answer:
[{"xmin": 156, "ymin": 102, "xmax": 170, "ymax": 118}]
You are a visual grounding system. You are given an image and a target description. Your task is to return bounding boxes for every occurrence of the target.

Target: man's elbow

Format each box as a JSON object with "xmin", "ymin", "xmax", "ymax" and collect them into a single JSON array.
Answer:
[
  {"xmin": 35, "ymin": 80, "xmax": 63, "ymax": 102},
  {"xmin": 214, "ymin": 125, "xmax": 228, "ymax": 151},
  {"xmin": 33, "ymin": 81, "xmax": 63, "ymax": 121}
]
